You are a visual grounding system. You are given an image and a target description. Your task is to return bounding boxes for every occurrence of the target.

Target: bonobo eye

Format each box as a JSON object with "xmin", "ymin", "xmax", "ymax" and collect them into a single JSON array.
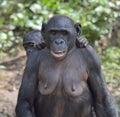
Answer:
[
  {"xmin": 27, "ymin": 42, "xmax": 35, "ymax": 47},
  {"xmin": 61, "ymin": 30, "xmax": 68, "ymax": 35},
  {"xmin": 50, "ymin": 30, "xmax": 57, "ymax": 35},
  {"xmin": 23, "ymin": 42, "xmax": 35, "ymax": 49}
]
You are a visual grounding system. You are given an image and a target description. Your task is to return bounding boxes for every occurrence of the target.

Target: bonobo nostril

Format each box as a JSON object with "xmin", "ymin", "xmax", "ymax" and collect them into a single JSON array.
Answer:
[
  {"xmin": 55, "ymin": 39, "xmax": 64, "ymax": 45},
  {"xmin": 27, "ymin": 49, "xmax": 32, "ymax": 54}
]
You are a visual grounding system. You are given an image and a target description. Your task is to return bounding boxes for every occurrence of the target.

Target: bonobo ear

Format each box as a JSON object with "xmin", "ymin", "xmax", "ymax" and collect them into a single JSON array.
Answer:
[
  {"xmin": 74, "ymin": 23, "xmax": 82, "ymax": 37},
  {"xmin": 41, "ymin": 22, "xmax": 47, "ymax": 38}
]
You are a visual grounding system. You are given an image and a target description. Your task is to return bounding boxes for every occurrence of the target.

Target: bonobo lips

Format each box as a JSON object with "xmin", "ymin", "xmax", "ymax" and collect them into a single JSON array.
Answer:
[{"xmin": 50, "ymin": 50, "xmax": 67, "ymax": 58}]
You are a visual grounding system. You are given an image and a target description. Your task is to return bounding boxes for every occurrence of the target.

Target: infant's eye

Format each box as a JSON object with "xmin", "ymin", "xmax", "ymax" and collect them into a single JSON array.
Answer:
[
  {"xmin": 23, "ymin": 42, "xmax": 35, "ymax": 50},
  {"xmin": 27, "ymin": 42, "xmax": 34, "ymax": 47}
]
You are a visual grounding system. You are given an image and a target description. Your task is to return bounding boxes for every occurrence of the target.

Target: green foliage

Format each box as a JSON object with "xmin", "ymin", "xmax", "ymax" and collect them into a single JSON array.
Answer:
[
  {"xmin": 0, "ymin": 0, "xmax": 120, "ymax": 56},
  {"xmin": 101, "ymin": 47, "xmax": 120, "ymax": 87}
]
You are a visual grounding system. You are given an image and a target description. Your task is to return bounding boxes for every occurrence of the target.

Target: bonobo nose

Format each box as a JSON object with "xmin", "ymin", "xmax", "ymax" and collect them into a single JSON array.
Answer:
[
  {"xmin": 55, "ymin": 39, "xmax": 64, "ymax": 45},
  {"xmin": 27, "ymin": 48, "xmax": 33, "ymax": 54}
]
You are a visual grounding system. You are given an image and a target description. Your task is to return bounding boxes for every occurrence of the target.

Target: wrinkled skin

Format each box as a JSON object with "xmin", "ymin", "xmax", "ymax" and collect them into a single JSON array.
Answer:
[{"xmin": 16, "ymin": 15, "xmax": 118, "ymax": 117}]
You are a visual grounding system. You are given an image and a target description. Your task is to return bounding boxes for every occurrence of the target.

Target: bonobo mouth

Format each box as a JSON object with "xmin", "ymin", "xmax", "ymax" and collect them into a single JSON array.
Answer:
[{"xmin": 50, "ymin": 50, "xmax": 67, "ymax": 58}]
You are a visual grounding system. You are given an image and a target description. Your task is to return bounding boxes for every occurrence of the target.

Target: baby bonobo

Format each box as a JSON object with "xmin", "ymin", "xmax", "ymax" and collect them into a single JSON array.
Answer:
[
  {"xmin": 22, "ymin": 30, "xmax": 45, "ymax": 56},
  {"xmin": 16, "ymin": 15, "xmax": 118, "ymax": 117}
]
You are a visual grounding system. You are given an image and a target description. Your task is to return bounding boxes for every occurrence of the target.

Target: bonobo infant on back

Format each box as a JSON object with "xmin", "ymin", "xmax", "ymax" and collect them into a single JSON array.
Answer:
[{"xmin": 16, "ymin": 15, "xmax": 118, "ymax": 117}]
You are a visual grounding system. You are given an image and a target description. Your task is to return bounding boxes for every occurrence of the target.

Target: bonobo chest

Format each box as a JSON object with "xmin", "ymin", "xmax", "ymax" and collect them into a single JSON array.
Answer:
[{"xmin": 38, "ymin": 49, "xmax": 88, "ymax": 96}]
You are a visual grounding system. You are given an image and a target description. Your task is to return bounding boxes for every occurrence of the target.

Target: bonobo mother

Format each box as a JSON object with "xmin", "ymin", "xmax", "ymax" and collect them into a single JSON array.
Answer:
[{"xmin": 16, "ymin": 15, "xmax": 118, "ymax": 117}]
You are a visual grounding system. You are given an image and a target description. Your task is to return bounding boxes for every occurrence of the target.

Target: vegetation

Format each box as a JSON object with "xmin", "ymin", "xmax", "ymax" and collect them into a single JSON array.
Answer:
[
  {"xmin": 0, "ymin": 0, "xmax": 120, "ymax": 55},
  {"xmin": 101, "ymin": 47, "xmax": 120, "ymax": 87}
]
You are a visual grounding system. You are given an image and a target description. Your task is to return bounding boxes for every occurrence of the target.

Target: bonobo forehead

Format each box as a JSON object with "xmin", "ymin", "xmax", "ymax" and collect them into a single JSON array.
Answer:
[
  {"xmin": 23, "ymin": 30, "xmax": 42, "ymax": 44},
  {"xmin": 46, "ymin": 15, "xmax": 75, "ymax": 31}
]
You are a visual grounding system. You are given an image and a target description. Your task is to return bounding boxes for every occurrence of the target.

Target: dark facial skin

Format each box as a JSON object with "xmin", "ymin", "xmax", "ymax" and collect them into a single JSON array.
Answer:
[
  {"xmin": 42, "ymin": 16, "xmax": 79, "ymax": 60},
  {"xmin": 23, "ymin": 30, "xmax": 46, "ymax": 56},
  {"xmin": 16, "ymin": 15, "xmax": 118, "ymax": 117}
]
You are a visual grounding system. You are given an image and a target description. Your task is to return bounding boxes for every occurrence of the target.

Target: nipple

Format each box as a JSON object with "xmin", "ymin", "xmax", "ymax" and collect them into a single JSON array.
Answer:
[
  {"xmin": 72, "ymin": 83, "xmax": 75, "ymax": 92},
  {"xmin": 44, "ymin": 82, "xmax": 48, "ymax": 89}
]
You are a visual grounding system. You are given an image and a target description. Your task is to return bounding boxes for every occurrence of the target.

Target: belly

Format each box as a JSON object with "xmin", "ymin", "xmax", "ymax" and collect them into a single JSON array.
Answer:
[
  {"xmin": 34, "ymin": 89, "xmax": 92, "ymax": 117},
  {"xmin": 35, "ymin": 80, "xmax": 92, "ymax": 117}
]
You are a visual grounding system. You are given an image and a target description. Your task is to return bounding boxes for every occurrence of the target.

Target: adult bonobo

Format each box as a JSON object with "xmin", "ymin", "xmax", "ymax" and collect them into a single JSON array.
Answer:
[{"xmin": 16, "ymin": 15, "xmax": 118, "ymax": 117}]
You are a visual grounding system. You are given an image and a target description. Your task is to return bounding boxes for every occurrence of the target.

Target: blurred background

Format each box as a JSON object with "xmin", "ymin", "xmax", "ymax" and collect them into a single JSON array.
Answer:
[{"xmin": 0, "ymin": 0, "xmax": 120, "ymax": 116}]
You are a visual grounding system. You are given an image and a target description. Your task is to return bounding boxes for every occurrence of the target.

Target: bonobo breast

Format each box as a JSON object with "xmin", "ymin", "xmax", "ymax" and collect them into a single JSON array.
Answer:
[
  {"xmin": 38, "ymin": 48, "xmax": 89, "ymax": 97},
  {"xmin": 35, "ymin": 48, "xmax": 92, "ymax": 117}
]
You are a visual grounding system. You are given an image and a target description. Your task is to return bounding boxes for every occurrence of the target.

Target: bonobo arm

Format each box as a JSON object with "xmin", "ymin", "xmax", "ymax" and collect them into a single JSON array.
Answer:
[
  {"xmin": 84, "ymin": 46, "xmax": 118, "ymax": 117},
  {"xmin": 16, "ymin": 51, "xmax": 40, "ymax": 117}
]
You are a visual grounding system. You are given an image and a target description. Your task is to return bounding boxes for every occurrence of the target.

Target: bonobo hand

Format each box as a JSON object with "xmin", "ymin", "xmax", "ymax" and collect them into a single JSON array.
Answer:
[
  {"xmin": 76, "ymin": 37, "xmax": 88, "ymax": 48},
  {"xmin": 36, "ymin": 42, "xmax": 46, "ymax": 50}
]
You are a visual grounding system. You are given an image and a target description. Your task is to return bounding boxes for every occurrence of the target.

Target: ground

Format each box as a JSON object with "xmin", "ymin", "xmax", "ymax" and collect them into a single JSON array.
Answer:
[
  {"xmin": 0, "ymin": 50, "xmax": 119, "ymax": 117},
  {"xmin": 0, "ymin": 51, "xmax": 26, "ymax": 117}
]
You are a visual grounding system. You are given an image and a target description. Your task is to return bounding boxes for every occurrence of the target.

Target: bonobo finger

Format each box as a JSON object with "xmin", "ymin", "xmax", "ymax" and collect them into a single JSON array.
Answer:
[
  {"xmin": 76, "ymin": 38, "xmax": 87, "ymax": 48},
  {"xmin": 41, "ymin": 43, "xmax": 46, "ymax": 49},
  {"xmin": 82, "ymin": 39, "xmax": 87, "ymax": 46},
  {"xmin": 79, "ymin": 38, "xmax": 84, "ymax": 43},
  {"xmin": 83, "ymin": 39, "xmax": 88, "ymax": 47},
  {"xmin": 36, "ymin": 42, "xmax": 46, "ymax": 50},
  {"xmin": 80, "ymin": 38, "xmax": 88, "ymax": 47},
  {"xmin": 84, "ymin": 42, "xmax": 88, "ymax": 47}
]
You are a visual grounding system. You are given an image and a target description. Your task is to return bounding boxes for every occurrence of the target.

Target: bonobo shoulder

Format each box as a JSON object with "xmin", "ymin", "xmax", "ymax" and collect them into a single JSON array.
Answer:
[
  {"xmin": 81, "ymin": 45, "xmax": 101, "ymax": 68},
  {"xmin": 87, "ymin": 45, "xmax": 100, "ymax": 61},
  {"xmin": 86, "ymin": 45, "xmax": 99, "ymax": 56}
]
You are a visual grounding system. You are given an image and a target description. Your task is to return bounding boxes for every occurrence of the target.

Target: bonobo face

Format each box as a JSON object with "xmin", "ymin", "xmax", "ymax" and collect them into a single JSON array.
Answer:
[
  {"xmin": 42, "ymin": 15, "xmax": 77, "ymax": 60},
  {"xmin": 23, "ymin": 30, "xmax": 43, "ymax": 55}
]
